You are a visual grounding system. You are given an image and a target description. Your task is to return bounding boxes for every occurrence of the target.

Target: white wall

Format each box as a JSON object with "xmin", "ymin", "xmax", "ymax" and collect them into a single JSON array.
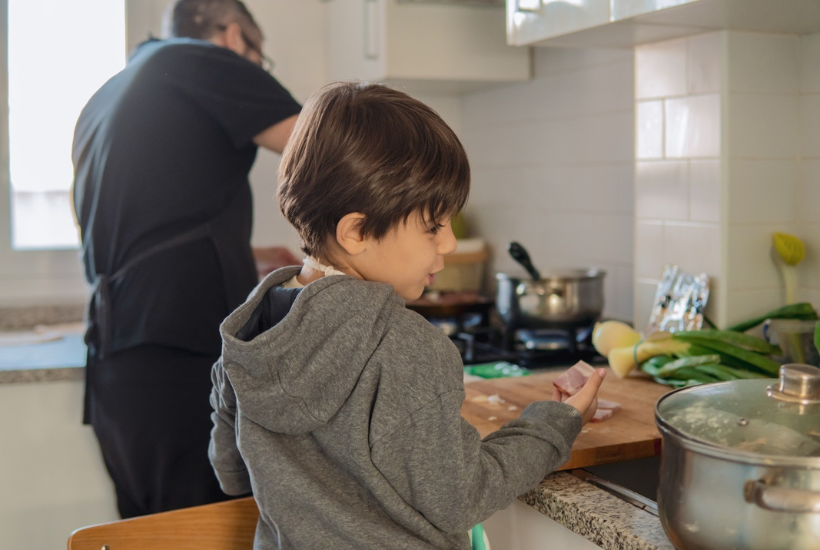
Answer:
[
  {"xmin": 459, "ymin": 47, "xmax": 636, "ymax": 322},
  {"xmin": 633, "ymin": 31, "xmax": 820, "ymax": 330},
  {"xmin": 0, "ymin": 380, "xmax": 117, "ymax": 550},
  {"xmin": 633, "ymin": 33, "xmax": 723, "ymax": 330},
  {"xmin": 799, "ymin": 32, "xmax": 820, "ymax": 312}
]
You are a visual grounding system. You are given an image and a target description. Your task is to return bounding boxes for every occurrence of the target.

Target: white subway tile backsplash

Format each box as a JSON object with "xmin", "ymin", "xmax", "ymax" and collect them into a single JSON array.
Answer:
[
  {"xmin": 800, "ymin": 33, "xmax": 820, "ymax": 93},
  {"xmin": 727, "ymin": 32, "xmax": 799, "ymax": 94},
  {"xmin": 461, "ymin": 45, "xmax": 636, "ymax": 325},
  {"xmin": 635, "ymin": 221, "xmax": 664, "ymax": 279},
  {"xmin": 728, "ymin": 94, "xmax": 799, "ymax": 159},
  {"xmin": 635, "ymin": 38, "xmax": 688, "ymax": 100},
  {"xmin": 612, "ymin": 265, "xmax": 635, "ymax": 322},
  {"xmin": 689, "ymin": 159, "xmax": 722, "ymax": 223},
  {"xmin": 663, "ymin": 222, "xmax": 721, "ymax": 278},
  {"xmin": 468, "ymin": 167, "xmax": 529, "ymax": 208},
  {"xmin": 549, "ymin": 212, "xmax": 633, "ymax": 265},
  {"xmin": 799, "ymin": 161, "xmax": 820, "ymax": 224},
  {"xmin": 634, "ymin": 280, "xmax": 660, "ymax": 332},
  {"xmin": 800, "ymin": 93, "xmax": 820, "ymax": 159},
  {"xmin": 635, "ymin": 161, "xmax": 689, "ymax": 220},
  {"xmin": 665, "ymin": 94, "xmax": 721, "ymax": 158},
  {"xmin": 460, "ymin": 123, "xmax": 542, "ymax": 168},
  {"xmin": 534, "ymin": 46, "xmax": 633, "ymax": 79},
  {"xmin": 546, "ymin": 113, "xmax": 634, "ymax": 164},
  {"xmin": 687, "ymin": 32, "xmax": 723, "ymax": 95},
  {"xmin": 525, "ymin": 163, "xmax": 634, "ymax": 215},
  {"xmin": 726, "ymin": 223, "xmax": 798, "ymax": 290},
  {"xmin": 637, "ymin": 100, "xmax": 664, "ymax": 160},
  {"xmin": 460, "ymin": 82, "xmax": 533, "ymax": 131},
  {"xmin": 728, "ymin": 160, "xmax": 798, "ymax": 223},
  {"xmin": 796, "ymin": 223, "xmax": 820, "ymax": 290},
  {"xmin": 529, "ymin": 61, "xmax": 635, "ymax": 121}
]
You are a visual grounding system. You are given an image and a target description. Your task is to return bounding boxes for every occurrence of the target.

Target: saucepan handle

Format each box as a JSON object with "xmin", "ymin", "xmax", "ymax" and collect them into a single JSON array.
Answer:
[{"xmin": 744, "ymin": 479, "xmax": 820, "ymax": 513}]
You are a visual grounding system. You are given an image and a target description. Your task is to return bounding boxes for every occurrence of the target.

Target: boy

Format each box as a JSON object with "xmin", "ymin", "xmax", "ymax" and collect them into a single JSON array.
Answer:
[{"xmin": 209, "ymin": 82, "xmax": 605, "ymax": 549}]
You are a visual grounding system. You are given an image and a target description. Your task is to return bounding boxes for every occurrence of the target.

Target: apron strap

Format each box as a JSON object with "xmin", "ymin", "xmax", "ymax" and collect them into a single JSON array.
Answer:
[{"xmin": 87, "ymin": 223, "xmax": 213, "ymax": 360}]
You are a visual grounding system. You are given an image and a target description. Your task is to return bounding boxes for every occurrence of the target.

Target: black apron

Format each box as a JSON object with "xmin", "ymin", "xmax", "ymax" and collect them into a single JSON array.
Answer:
[{"xmin": 81, "ymin": 190, "xmax": 254, "ymax": 424}]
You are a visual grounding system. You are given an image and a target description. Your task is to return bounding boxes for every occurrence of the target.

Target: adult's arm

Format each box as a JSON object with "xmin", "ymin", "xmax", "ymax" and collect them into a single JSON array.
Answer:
[{"xmin": 253, "ymin": 114, "xmax": 299, "ymax": 153}]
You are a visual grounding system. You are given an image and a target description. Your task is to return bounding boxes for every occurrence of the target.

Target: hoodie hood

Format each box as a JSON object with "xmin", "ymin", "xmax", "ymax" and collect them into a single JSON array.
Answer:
[{"xmin": 219, "ymin": 266, "xmax": 404, "ymax": 435}]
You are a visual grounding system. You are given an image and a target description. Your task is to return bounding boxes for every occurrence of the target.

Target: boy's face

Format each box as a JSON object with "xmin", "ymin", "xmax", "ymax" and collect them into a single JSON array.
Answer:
[{"xmin": 355, "ymin": 211, "xmax": 457, "ymax": 301}]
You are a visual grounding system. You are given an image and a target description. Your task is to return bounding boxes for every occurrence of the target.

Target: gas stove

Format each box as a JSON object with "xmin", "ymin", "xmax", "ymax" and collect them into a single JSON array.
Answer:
[{"xmin": 451, "ymin": 325, "xmax": 607, "ymax": 370}]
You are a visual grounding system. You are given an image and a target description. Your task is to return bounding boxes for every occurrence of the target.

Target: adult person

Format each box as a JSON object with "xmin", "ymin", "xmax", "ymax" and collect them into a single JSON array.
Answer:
[{"xmin": 71, "ymin": 0, "xmax": 301, "ymax": 518}]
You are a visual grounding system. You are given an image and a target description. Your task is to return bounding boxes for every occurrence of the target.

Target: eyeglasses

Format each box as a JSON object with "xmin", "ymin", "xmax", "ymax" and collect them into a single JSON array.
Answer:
[{"xmin": 216, "ymin": 24, "xmax": 275, "ymax": 73}]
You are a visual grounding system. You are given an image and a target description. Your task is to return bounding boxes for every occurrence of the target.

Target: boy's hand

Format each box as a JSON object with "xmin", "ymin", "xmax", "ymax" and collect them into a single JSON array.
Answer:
[{"xmin": 552, "ymin": 368, "xmax": 606, "ymax": 425}]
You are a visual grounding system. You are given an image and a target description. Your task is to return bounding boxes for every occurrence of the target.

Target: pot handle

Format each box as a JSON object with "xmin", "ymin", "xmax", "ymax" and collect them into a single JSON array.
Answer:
[{"xmin": 744, "ymin": 479, "xmax": 820, "ymax": 513}]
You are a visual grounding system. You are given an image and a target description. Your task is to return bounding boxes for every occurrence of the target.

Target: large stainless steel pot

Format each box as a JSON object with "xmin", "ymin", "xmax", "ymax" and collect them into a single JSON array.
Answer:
[
  {"xmin": 495, "ymin": 269, "xmax": 605, "ymax": 329},
  {"xmin": 655, "ymin": 364, "xmax": 820, "ymax": 550}
]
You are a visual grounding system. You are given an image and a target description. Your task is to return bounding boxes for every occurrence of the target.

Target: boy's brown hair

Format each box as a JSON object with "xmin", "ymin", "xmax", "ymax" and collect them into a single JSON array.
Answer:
[{"xmin": 278, "ymin": 82, "xmax": 470, "ymax": 259}]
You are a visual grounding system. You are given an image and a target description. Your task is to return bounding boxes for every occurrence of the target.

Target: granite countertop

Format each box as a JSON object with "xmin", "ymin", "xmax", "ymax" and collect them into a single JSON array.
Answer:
[
  {"xmin": 521, "ymin": 472, "xmax": 674, "ymax": 550},
  {"xmin": 0, "ymin": 330, "xmax": 86, "ymax": 384},
  {"xmin": 0, "ymin": 305, "xmax": 86, "ymax": 384}
]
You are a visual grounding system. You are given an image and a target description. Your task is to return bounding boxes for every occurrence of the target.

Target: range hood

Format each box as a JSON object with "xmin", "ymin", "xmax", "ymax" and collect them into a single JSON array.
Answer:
[{"xmin": 509, "ymin": 0, "xmax": 820, "ymax": 48}]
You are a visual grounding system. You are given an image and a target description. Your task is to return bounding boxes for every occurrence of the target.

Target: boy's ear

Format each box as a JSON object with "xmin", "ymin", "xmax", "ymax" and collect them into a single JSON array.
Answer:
[{"xmin": 335, "ymin": 213, "xmax": 368, "ymax": 255}]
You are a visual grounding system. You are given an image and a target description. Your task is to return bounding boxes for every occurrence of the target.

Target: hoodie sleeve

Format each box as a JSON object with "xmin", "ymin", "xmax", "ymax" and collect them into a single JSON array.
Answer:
[
  {"xmin": 209, "ymin": 357, "xmax": 252, "ymax": 495},
  {"xmin": 370, "ymin": 390, "xmax": 582, "ymax": 534}
]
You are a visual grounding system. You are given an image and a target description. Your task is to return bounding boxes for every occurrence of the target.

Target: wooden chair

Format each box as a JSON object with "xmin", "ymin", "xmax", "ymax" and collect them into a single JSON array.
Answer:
[{"xmin": 67, "ymin": 497, "xmax": 259, "ymax": 550}]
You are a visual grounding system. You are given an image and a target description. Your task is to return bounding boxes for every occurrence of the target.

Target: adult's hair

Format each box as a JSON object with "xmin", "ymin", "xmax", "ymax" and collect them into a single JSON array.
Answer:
[
  {"xmin": 163, "ymin": 0, "xmax": 261, "ymax": 41},
  {"xmin": 278, "ymin": 81, "xmax": 470, "ymax": 259}
]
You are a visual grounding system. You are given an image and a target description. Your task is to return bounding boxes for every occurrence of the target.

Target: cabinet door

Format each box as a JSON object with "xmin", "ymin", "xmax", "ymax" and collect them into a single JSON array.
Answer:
[
  {"xmin": 327, "ymin": 0, "xmax": 530, "ymax": 89},
  {"xmin": 506, "ymin": 0, "xmax": 611, "ymax": 46},
  {"xmin": 327, "ymin": 0, "xmax": 388, "ymax": 82}
]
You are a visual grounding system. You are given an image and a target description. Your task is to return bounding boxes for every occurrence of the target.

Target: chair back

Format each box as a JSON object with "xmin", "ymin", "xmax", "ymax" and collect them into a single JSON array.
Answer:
[{"xmin": 67, "ymin": 496, "xmax": 258, "ymax": 550}]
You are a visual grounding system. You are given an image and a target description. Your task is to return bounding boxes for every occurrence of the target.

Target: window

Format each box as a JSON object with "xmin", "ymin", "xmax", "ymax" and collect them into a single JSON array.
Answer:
[{"xmin": 8, "ymin": 0, "xmax": 126, "ymax": 250}]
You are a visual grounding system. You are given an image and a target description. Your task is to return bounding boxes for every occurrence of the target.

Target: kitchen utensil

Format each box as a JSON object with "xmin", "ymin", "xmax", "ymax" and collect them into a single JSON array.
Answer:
[
  {"xmin": 495, "ymin": 269, "xmax": 605, "ymax": 330},
  {"xmin": 655, "ymin": 364, "xmax": 820, "ymax": 550},
  {"xmin": 507, "ymin": 242, "xmax": 541, "ymax": 280}
]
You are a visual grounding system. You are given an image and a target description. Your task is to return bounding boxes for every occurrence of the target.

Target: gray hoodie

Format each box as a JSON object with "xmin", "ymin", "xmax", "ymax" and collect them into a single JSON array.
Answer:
[{"xmin": 210, "ymin": 266, "xmax": 582, "ymax": 549}]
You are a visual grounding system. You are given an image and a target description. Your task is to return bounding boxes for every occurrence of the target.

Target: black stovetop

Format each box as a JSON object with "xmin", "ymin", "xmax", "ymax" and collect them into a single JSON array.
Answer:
[{"xmin": 452, "ymin": 326, "xmax": 607, "ymax": 370}]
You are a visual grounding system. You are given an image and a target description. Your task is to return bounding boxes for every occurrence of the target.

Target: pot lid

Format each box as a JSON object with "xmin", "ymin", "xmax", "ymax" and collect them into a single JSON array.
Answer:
[{"xmin": 656, "ymin": 364, "xmax": 820, "ymax": 458}]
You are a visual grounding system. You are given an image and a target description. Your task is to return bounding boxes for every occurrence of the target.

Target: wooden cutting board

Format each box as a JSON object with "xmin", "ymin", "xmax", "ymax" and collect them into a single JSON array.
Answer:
[{"xmin": 460, "ymin": 369, "xmax": 672, "ymax": 470}]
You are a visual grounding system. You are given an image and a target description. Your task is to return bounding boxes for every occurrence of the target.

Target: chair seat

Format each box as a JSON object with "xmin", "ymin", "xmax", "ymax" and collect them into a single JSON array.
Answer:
[{"xmin": 67, "ymin": 496, "xmax": 259, "ymax": 550}]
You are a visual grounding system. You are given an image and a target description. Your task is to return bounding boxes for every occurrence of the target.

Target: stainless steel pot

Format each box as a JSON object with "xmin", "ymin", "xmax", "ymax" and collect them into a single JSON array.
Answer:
[
  {"xmin": 655, "ymin": 364, "xmax": 820, "ymax": 550},
  {"xmin": 495, "ymin": 269, "xmax": 605, "ymax": 329}
]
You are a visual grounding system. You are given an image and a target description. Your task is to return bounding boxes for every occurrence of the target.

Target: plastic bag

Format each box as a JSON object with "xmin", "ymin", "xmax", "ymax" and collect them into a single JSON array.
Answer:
[{"xmin": 647, "ymin": 265, "xmax": 710, "ymax": 335}]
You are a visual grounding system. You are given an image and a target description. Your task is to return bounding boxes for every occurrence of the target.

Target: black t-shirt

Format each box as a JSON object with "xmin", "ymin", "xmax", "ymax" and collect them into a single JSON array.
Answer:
[{"xmin": 72, "ymin": 39, "xmax": 301, "ymax": 356}]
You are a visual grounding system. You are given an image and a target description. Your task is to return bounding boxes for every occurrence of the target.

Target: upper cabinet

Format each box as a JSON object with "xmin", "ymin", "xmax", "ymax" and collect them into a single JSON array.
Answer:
[
  {"xmin": 327, "ymin": 0, "xmax": 531, "ymax": 94},
  {"xmin": 507, "ymin": 0, "xmax": 820, "ymax": 49}
]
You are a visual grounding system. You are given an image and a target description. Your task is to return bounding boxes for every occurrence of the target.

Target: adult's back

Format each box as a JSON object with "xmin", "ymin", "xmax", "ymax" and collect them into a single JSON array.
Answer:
[
  {"xmin": 71, "ymin": 0, "xmax": 301, "ymax": 519},
  {"xmin": 73, "ymin": 38, "xmax": 300, "ymax": 356}
]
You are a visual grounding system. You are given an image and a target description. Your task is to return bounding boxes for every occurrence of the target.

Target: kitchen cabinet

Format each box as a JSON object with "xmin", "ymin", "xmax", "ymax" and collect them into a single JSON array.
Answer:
[
  {"xmin": 507, "ymin": 0, "xmax": 820, "ymax": 49},
  {"xmin": 327, "ymin": 0, "xmax": 531, "ymax": 94}
]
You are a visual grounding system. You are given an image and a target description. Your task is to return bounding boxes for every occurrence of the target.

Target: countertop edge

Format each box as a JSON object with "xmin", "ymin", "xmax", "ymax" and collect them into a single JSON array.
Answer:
[
  {"xmin": 0, "ymin": 366, "xmax": 85, "ymax": 385},
  {"xmin": 520, "ymin": 472, "xmax": 674, "ymax": 550}
]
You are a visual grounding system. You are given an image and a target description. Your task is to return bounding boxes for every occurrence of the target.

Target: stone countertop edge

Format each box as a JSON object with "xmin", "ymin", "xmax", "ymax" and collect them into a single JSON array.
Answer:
[
  {"xmin": 0, "ymin": 365, "xmax": 84, "ymax": 384},
  {"xmin": 520, "ymin": 472, "xmax": 675, "ymax": 550}
]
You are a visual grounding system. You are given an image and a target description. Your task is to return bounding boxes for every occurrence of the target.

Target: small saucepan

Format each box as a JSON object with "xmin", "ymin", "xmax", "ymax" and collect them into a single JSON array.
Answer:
[{"xmin": 496, "ymin": 242, "xmax": 606, "ymax": 330}]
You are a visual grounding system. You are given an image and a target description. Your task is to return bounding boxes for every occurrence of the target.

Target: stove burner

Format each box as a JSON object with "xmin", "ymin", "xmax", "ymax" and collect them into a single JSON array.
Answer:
[{"xmin": 451, "ymin": 324, "xmax": 606, "ymax": 370}]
